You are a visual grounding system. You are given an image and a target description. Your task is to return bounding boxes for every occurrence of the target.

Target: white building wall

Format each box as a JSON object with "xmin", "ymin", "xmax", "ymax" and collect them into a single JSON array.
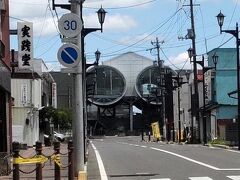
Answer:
[
  {"xmin": 11, "ymin": 78, "xmax": 42, "ymax": 146},
  {"xmin": 103, "ymin": 52, "xmax": 153, "ymax": 96}
]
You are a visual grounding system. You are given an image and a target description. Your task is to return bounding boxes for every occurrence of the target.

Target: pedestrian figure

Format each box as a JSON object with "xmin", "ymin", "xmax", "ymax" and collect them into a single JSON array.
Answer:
[
  {"xmin": 186, "ymin": 132, "xmax": 191, "ymax": 143},
  {"xmin": 148, "ymin": 131, "xmax": 151, "ymax": 142}
]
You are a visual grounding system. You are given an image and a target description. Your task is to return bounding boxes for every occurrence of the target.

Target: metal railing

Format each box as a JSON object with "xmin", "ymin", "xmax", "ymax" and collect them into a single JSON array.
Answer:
[{"xmin": 11, "ymin": 141, "xmax": 74, "ymax": 180}]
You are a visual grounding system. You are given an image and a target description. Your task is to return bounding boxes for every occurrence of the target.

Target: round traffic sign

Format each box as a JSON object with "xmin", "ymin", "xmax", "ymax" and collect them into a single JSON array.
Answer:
[
  {"xmin": 57, "ymin": 43, "xmax": 81, "ymax": 68},
  {"xmin": 58, "ymin": 13, "xmax": 82, "ymax": 38}
]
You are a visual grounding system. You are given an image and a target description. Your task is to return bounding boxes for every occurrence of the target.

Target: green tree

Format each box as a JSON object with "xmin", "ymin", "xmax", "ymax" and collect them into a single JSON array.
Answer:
[
  {"xmin": 54, "ymin": 109, "xmax": 72, "ymax": 130},
  {"xmin": 39, "ymin": 107, "xmax": 72, "ymax": 130}
]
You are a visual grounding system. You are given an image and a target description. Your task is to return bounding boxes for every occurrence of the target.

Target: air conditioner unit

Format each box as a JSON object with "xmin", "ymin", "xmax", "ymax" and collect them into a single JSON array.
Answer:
[{"xmin": 0, "ymin": 0, "xmax": 5, "ymax": 11}]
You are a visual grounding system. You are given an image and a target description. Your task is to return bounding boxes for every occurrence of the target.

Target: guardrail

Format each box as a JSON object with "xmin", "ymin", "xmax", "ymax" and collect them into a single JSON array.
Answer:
[{"xmin": 11, "ymin": 141, "xmax": 74, "ymax": 180}]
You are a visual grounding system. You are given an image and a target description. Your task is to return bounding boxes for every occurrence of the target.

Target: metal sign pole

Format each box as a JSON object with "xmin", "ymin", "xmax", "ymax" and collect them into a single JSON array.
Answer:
[{"xmin": 70, "ymin": 0, "xmax": 84, "ymax": 174}]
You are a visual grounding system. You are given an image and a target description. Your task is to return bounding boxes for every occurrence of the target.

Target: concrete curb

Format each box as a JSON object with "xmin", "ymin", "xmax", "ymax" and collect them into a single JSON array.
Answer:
[
  {"xmin": 78, "ymin": 165, "xmax": 87, "ymax": 180},
  {"xmin": 78, "ymin": 171, "xmax": 87, "ymax": 180},
  {"xmin": 208, "ymin": 144, "xmax": 232, "ymax": 149}
]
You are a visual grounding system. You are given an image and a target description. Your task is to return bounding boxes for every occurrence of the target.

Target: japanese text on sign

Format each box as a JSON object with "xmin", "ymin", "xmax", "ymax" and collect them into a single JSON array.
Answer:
[{"xmin": 17, "ymin": 22, "xmax": 33, "ymax": 69}]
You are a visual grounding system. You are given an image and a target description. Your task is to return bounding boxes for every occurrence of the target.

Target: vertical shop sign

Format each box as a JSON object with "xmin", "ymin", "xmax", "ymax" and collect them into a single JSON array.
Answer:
[{"xmin": 17, "ymin": 22, "xmax": 33, "ymax": 69}]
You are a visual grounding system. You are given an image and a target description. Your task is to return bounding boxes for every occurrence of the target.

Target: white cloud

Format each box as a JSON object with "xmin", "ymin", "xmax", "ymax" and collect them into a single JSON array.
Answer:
[
  {"xmin": 9, "ymin": 1, "xmax": 49, "ymax": 18},
  {"xmin": 119, "ymin": 33, "xmax": 157, "ymax": 45},
  {"xmin": 10, "ymin": 16, "xmax": 59, "ymax": 37},
  {"xmin": 9, "ymin": 1, "xmax": 138, "ymax": 36},
  {"xmin": 45, "ymin": 62, "xmax": 61, "ymax": 72},
  {"xmin": 84, "ymin": 13, "xmax": 137, "ymax": 31},
  {"xmin": 84, "ymin": 0, "xmax": 154, "ymax": 8},
  {"xmin": 165, "ymin": 52, "xmax": 192, "ymax": 69}
]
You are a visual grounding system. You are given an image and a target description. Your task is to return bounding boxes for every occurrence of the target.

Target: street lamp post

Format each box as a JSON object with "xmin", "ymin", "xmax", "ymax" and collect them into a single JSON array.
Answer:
[
  {"xmin": 216, "ymin": 11, "xmax": 240, "ymax": 150},
  {"xmin": 187, "ymin": 49, "xmax": 218, "ymax": 144},
  {"xmin": 81, "ymin": 7, "xmax": 106, "ymax": 167}
]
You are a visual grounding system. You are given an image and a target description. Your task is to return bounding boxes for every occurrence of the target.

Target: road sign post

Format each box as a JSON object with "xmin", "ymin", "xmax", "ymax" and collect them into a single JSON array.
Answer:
[
  {"xmin": 57, "ymin": 43, "xmax": 81, "ymax": 68},
  {"xmin": 58, "ymin": 13, "xmax": 82, "ymax": 38}
]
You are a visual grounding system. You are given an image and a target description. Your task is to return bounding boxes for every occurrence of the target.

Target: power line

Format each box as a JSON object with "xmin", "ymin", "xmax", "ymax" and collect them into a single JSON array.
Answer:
[
  {"xmin": 35, "ymin": 4, "xmax": 49, "ymax": 49},
  {"xmin": 9, "ymin": 16, "xmax": 27, "ymax": 22},
  {"xmin": 102, "ymin": 8, "xmax": 182, "ymax": 57},
  {"xmin": 160, "ymin": 48, "xmax": 180, "ymax": 70},
  {"xmin": 9, "ymin": 0, "xmax": 46, "ymax": 6},
  {"xmin": 47, "ymin": 1, "xmax": 60, "ymax": 35},
  {"xmin": 84, "ymin": 0, "xmax": 159, "ymax": 10}
]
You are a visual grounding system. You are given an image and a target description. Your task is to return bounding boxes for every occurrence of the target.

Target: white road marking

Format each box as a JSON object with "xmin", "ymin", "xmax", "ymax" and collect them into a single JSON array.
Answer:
[
  {"xmin": 91, "ymin": 142, "xmax": 108, "ymax": 180},
  {"xmin": 118, "ymin": 142, "xmax": 240, "ymax": 171},
  {"xmin": 227, "ymin": 176, "xmax": 240, "ymax": 180},
  {"xmin": 150, "ymin": 147, "xmax": 219, "ymax": 170},
  {"xmin": 189, "ymin": 177, "xmax": 213, "ymax": 180},
  {"xmin": 226, "ymin": 149, "xmax": 240, "ymax": 154},
  {"xmin": 149, "ymin": 179, "xmax": 171, "ymax": 180},
  {"xmin": 150, "ymin": 147, "xmax": 240, "ymax": 171},
  {"xmin": 136, "ymin": 172, "xmax": 151, "ymax": 175}
]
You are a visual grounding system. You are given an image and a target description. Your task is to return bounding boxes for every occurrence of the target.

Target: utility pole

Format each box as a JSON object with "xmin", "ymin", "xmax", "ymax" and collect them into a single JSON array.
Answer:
[
  {"xmin": 150, "ymin": 37, "xmax": 166, "ymax": 139},
  {"xmin": 151, "ymin": 37, "xmax": 164, "ymax": 67},
  {"xmin": 71, "ymin": 0, "xmax": 85, "ymax": 173},
  {"xmin": 54, "ymin": 0, "xmax": 106, "ymax": 175},
  {"xmin": 189, "ymin": 0, "xmax": 200, "ymax": 143}
]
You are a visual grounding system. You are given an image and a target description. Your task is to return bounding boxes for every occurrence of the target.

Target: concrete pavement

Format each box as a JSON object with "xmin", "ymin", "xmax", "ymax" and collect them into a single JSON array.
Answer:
[{"xmin": 88, "ymin": 137, "xmax": 240, "ymax": 180}]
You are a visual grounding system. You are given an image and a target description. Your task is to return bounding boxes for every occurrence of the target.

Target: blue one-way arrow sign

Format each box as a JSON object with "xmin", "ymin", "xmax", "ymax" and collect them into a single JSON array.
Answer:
[{"xmin": 57, "ymin": 43, "xmax": 81, "ymax": 68}]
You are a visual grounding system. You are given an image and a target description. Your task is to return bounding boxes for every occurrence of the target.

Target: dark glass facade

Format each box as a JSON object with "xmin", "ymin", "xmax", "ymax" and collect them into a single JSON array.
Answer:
[
  {"xmin": 135, "ymin": 65, "xmax": 175, "ymax": 104},
  {"xmin": 87, "ymin": 65, "xmax": 126, "ymax": 106}
]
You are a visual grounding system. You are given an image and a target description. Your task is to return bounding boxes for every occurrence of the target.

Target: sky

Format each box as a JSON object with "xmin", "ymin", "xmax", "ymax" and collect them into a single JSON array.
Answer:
[{"xmin": 8, "ymin": 0, "xmax": 240, "ymax": 71}]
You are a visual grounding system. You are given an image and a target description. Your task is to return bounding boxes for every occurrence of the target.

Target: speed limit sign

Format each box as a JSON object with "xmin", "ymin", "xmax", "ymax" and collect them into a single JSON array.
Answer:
[{"xmin": 58, "ymin": 13, "xmax": 82, "ymax": 38}]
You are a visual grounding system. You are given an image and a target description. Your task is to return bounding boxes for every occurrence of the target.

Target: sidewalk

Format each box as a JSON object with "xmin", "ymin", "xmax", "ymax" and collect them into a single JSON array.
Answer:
[
  {"xmin": 0, "ymin": 143, "xmax": 71, "ymax": 180},
  {"xmin": 87, "ymin": 139, "xmax": 101, "ymax": 180},
  {"xmin": 208, "ymin": 143, "xmax": 239, "ymax": 150}
]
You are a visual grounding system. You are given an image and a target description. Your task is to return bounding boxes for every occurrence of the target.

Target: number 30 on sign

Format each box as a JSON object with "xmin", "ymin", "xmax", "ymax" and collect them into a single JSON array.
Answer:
[{"xmin": 58, "ymin": 13, "xmax": 82, "ymax": 38}]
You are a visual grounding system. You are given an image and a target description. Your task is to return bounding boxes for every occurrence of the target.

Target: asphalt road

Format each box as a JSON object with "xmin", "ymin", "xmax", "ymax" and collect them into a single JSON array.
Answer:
[{"xmin": 88, "ymin": 136, "xmax": 240, "ymax": 180}]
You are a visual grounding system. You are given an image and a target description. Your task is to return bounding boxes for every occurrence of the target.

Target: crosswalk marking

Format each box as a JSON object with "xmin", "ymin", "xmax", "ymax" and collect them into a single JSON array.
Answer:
[
  {"xmin": 149, "ymin": 176, "xmax": 240, "ymax": 180},
  {"xmin": 189, "ymin": 177, "xmax": 213, "ymax": 180},
  {"xmin": 227, "ymin": 176, "xmax": 240, "ymax": 180}
]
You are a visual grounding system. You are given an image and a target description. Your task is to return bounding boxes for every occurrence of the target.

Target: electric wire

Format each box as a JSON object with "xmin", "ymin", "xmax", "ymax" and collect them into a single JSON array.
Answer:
[
  {"xmin": 199, "ymin": 6, "xmax": 208, "ymax": 53},
  {"xmin": 47, "ymin": 1, "xmax": 60, "ymax": 35},
  {"xmin": 9, "ymin": 16, "xmax": 27, "ymax": 22},
  {"xmin": 160, "ymin": 48, "xmax": 180, "ymax": 70},
  {"xmin": 9, "ymin": 0, "xmax": 46, "ymax": 6},
  {"xmin": 219, "ymin": 0, "xmax": 238, "ymax": 45},
  {"xmin": 84, "ymin": 0, "xmax": 159, "ymax": 10},
  {"xmin": 35, "ymin": 4, "xmax": 49, "ymax": 49},
  {"xmin": 36, "ymin": 38, "xmax": 59, "ymax": 58},
  {"xmin": 101, "ymin": 8, "xmax": 183, "ymax": 57}
]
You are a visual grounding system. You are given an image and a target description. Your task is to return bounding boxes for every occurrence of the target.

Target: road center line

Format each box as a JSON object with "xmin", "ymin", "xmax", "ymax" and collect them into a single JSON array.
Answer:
[
  {"xmin": 150, "ymin": 147, "xmax": 219, "ymax": 170},
  {"xmin": 91, "ymin": 142, "xmax": 108, "ymax": 180}
]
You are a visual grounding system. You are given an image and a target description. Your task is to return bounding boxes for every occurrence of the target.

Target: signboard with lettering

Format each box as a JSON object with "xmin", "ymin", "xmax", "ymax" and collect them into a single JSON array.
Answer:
[
  {"xmin": 21, "ymin": 84, "xmax": 28, "ymax": 104},
  {"xmin": 17, "ymin": 22, "xmax": 33, "ymax": 69},
  {"xmin": 52, "ymin": 83, "xmax": 57, "ymax": 108},
  {"xmin": 58, "ymin": 13, "xmax": 82, "ymax": 38},
  {"xmin": 205, "ymin": 70, "xmax": 212, "ymax": 104}
]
